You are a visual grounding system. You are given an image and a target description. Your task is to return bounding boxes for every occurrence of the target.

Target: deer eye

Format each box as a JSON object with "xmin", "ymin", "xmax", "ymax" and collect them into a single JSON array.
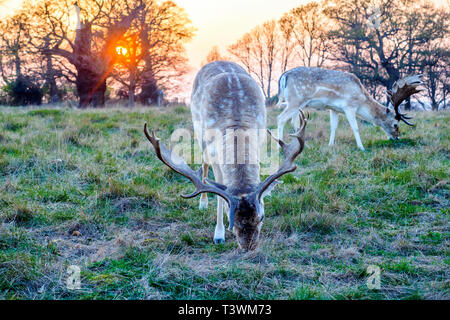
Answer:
[{"xmin": 386, "ymin": 108, "xmax": 390, "ymax": 114}]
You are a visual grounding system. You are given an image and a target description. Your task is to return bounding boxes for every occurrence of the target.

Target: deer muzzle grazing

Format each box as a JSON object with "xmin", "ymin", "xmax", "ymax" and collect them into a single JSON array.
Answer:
[{"xmin": 144, "ymin": 61, "xmax": 307, "ymax": 251}]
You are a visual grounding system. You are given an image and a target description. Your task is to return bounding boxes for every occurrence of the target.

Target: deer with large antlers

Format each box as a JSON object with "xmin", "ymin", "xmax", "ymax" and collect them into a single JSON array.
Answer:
[
  {"xmin": 277, "ymin": 67, "xmax": 423, "ymax": 151},
  {"xmin": 144, "ymin": 61, "xmax": 307, "ymax": 250}
]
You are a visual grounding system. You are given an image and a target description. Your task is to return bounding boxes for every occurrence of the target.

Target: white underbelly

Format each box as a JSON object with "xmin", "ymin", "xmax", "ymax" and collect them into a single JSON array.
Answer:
[{"xmin": 306, "ymin": 98, "xmax": 344, "ymax": 113}]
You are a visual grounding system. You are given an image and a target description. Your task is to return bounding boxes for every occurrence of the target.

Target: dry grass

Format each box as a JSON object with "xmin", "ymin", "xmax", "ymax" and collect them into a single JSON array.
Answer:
[{"xmin": 0, "ymin": 105, "xmax": 448, "ymax": 299}]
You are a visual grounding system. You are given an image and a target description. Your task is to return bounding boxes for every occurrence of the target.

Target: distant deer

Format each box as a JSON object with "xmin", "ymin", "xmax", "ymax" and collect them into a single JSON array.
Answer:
[
  {"xmin": 276, "ymin": 67, "xmax": 423, "ymax": 151},
  {"xmin": 144, "ymin": 61, "xmax": 307, "ymax": 250}
]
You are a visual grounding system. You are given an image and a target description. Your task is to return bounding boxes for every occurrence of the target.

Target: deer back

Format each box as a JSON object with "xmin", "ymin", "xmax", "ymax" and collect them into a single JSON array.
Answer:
[
  {"xmin": 279, "ymin": 67, "xmax": 366, "ymax": 103},
  {"xmin": 191, "ymin": 61, "xmax": 266, "ymax": 139}
]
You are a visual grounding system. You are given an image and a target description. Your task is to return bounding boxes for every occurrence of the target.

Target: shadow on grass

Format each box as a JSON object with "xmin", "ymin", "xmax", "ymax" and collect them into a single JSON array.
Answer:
[{"xmin": 367, "ymin": 138, "xmax": 418, "ymax": 150}]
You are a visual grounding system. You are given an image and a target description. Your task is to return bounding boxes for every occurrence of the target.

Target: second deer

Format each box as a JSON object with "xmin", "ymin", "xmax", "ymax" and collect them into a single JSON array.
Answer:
[
  {"xmin": 144, "ymin": 61, "xmax": 307, "ymax": 250},
  {"xmin": 277, "ymin": 67, "xmax": 423, "ymax": 151}
]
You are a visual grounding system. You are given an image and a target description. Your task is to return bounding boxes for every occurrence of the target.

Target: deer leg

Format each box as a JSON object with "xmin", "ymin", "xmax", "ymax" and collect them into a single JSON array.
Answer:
[
  {"xmin": 277, "ymin": 105, "xmax": 297, "ymax": 140},
  {"xmin": 329, "ymin": 110, "xmax": 339, "ymax": 146},
  {"xmin": 212, "ymin": 164, "xmax": 225, "ymax": 243},
  {"xmin": 277, "ymin": 103, "xmax": 302, "ymax": 139},
  {"xmin": 213, "ymin": 197, "xmax": 226, "ymax": 244},
  {"xmin": 344, "ymin": 109, "xmax": 365, "ymax": 151},
  {"xmin": 199, "ymin": 161, "xmax": 209, "ymax": 209},
  {"xmin": 289, "ymin": 102, "xmax": 310, "ymax": 135},
  {"xmin": 291, "ymin": 112, "xmax": 300, "ymax": 131}
]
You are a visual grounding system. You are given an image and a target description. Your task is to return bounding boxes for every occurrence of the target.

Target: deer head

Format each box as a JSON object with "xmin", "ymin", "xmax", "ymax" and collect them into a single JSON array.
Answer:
[{"xmin": 143, "ymin": 111, "xmax": 307, "ymax": 250}]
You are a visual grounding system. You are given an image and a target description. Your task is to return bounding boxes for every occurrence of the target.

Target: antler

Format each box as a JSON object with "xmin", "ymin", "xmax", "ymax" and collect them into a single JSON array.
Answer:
[
  {"xmin": 143, "ymin": 123, "xmax": 236, "ymax": 205},
  {"xmin": 387, "ymin": 74, "xmax": 423, "ymax": 126},
  {"xmin": 253, "ymin": 110, "xmax": 308, "ymax": 202}
]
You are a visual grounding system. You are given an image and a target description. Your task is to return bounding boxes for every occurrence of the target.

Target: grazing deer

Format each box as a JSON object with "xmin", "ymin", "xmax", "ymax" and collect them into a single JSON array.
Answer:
[
  {"xmin": 276, "ymin": 67, "xmax": 423, "ymax": 151},
  {"xmin": 144, "ymin": 61, "xmax": 307, "ymax": 250}
]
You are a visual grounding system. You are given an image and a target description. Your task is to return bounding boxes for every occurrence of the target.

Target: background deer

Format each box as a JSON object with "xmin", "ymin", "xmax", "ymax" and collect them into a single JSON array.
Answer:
[
  {"xmin": 144, "ymin": 61, "xmax": 307, "ymax": 250},
  {"xmin": 277, "ymin": 67, "xmax": 423, "ymax": 151}
]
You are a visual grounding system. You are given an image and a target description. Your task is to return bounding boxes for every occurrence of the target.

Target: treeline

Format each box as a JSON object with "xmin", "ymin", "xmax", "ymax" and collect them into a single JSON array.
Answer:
[
  {"xmin": 208, "ymin": 0, "xmax": 449, "ymax": 110},
  {"xmin": 0, "ymin": 0, "xmax": 194, "ymax": 108}
]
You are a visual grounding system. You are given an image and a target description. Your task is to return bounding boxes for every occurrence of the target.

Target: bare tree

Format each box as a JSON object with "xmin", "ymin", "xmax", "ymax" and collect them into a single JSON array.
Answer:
[
  {"xmin": 278, "ymin": 15, "xmax": 295, "ymax": 74},
  {"xmin": 280, "ymin": 1, "xmax": 330, "ymax": 68},
  {"xmin": 419, "ymin": 46, "xmax": 449, "ymax": 110},
  {"xmin": 228, "ymin": 20, "xmax": 282, "ymax": 99},
  {"xmin": 0, "ymin": 11, "xmax": 29, "ymax": 81},
  {"xmin": 227, "ymin": 33, "xmax": 253, "ymax": 73},
  {"xmin": 203, "ymin": 46, "xmax": 225, "ymax": 65},
  {"xmin": 27, "ymin": 0, "xmax": 145, "ymax": 108},
  {"xmin": 112, "ymin": 0, "xmax": 193, "ymax": 107},
  {"xmin": 324, "ymin": 0, "xmax": 449, "ymax": 107}
]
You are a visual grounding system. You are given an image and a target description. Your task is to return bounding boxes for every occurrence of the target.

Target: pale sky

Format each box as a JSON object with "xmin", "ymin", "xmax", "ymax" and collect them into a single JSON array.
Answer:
[
  {"xmin": 0, "ymin": 0, "xmax": 305, "ymax": 100},
  {"xmin": 1, "ymin": 0, "xmax": 447, "ymax": 69},
  {"xmin": 170, "ymin": 0, "xmax": 307, "ymax": 100},
  {"xmin": 0, "ymin": 0, "xmax": 304, "ymax": 70},
  {"xmin": 172, "ymin": 0, "xmax": 305, "ymax": 69}
]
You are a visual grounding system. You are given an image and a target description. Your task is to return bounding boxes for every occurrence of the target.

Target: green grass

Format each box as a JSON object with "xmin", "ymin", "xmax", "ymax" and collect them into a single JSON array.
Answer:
[{"xmin": 0, "ymin": 105, "xmax": 448, "ymax": 300}]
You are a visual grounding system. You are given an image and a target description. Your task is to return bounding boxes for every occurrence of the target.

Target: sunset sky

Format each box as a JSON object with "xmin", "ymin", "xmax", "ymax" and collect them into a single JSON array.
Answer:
[
  {"xmin": 172, "ymin": 0, "xmax": 307, "ymax": 99},
  {"xmin": 1, "ymin": 0, "xmax": 447, "ymax": 68},
  {"xmin": 171, "ymin": 0, "xmax": 306, "ymax": 68},
  {"xmin": 0, "ymin": 0, "xmax": 306, "ymax": 69}
]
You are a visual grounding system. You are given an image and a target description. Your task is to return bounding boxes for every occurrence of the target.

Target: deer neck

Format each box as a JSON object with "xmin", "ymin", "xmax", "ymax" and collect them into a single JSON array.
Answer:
[
  {"xmin": 222, "ymin": 164, "xmax": 260, "ymax": 196},
  {"xmin": 213, "ymin": 126, "xmax": 261, "ymax": 196},
  {"xmin": 356, "ymin": 95, "xmax": 386, "ymax": 126}
]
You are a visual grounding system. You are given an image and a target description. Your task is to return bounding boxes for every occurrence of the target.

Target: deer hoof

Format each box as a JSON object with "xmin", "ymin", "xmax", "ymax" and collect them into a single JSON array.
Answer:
[{"xmin": 214, "ymin": 238, "xmax": 225, "ymax": 244}]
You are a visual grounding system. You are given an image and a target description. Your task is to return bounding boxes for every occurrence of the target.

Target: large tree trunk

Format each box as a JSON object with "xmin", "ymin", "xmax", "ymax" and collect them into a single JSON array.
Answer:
[
  {"xmin": 72, "ymin": 22, "xmax": 109, "ymax": 108},
  {"xmin": 76, "ymin": 75, "xmax": 92, "ymax": 109},
  {"xmin": 137, "ymin": 66, "xmax": 159, "ymax": 105},
  {"xmin": 46, "ymin": 4, "xmax": 144, "ymax": 108},
  {"xmin": 128, "ymin": 66, "xmax": 136, "ymax": 108},
  {"xmin": 45, "ymin": 54, "xmax": 59, "ymax": 104},
  {"xmin": 92, "ymin": 80, "xmax": 106, "ymax": 108},
  {"xmin": 75, "ymin": 67, "xmax": 106, "ymax": 109},
  {"xmin": 14, "ymin": 52, "xmax": 21, "ymax": 78}
]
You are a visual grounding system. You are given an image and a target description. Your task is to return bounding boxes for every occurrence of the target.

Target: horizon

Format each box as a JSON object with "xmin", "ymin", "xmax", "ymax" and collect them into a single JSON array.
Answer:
[{"xmin": 0, "ymin": 0, "xmax": 311, "ymax": 101}]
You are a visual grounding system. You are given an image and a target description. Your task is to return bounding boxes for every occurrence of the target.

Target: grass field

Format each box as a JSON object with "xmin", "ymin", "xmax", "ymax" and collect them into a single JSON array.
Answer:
[{"xmin": 0, "ymin": 105, "xmax": 448, "ymax": 300}]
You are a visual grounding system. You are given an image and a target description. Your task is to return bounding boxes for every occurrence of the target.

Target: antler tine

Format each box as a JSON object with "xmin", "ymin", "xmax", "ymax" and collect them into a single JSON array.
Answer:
[
  {"xmin": 294, "ymin": 109, "xmax": 307, "ymax": 135},
  {"xmin": 388, "ymin": 74, "xmax": 424, "ymax": 126},
  {"xmin": 267, "ymin": 110, "xmax": 307, "ymax": 149},
  {"xmin": 267, "ymin": 129, "xmax": 286, "ymax": 149},
  {"xmin": 143, "ymin": 123, "xmax": 235, "ymax": 204},
  {"xmin": 254, "ymin": 111, "xmax": 307, "ymax": 201}
]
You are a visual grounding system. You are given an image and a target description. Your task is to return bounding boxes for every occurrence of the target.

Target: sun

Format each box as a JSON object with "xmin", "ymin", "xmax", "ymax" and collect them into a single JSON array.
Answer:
[{"xmin": 116, "ymin": 46, "xmax": 128, "ymax": 56}]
